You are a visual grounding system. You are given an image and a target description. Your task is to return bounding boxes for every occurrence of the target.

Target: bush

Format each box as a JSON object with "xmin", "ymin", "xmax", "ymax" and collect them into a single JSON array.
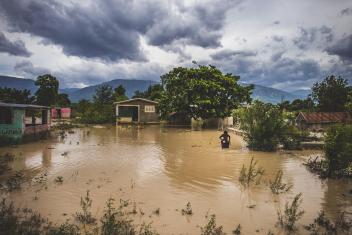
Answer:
[
  {"xmin": 76, "ymin": 103, "xmax": 115, "ymax": 124},
  {"xmin": 277, "ymin": 193, "xmax": 305, "ymax": 231},
  {"xmin": 237, "ymin": 101, "xmax": 307, "ymax": 151},
  {"xmin": 238, "ymin": 101, "xmax": 286, "ymax": 151},
  {"xmin": 324, "ymin": 125, "xmax": 352, "ymax": 175}
]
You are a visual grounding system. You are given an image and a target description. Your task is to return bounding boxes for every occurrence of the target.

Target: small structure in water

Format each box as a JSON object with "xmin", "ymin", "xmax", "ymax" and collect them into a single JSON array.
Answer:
[
  {"xmin": 296, "ymin": 112, "xmax": 352, "ymax": 132},
  {"xmin": 51, "ymin": 107, "xmax": 71, "ymax": 119},
  {"xmin": 114, "ymin": 98, "xmax": 159, "ymax": 124},
  {"xmin": 0, "ymin": 102, "xmax": 51, "ymax": 142}
]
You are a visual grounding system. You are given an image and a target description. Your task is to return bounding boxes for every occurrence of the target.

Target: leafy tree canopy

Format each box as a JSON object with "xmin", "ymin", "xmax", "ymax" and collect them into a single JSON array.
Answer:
[
  {"xmin": 0, "ymin": 87, "xmax": 35, "ymax": 104},
  {"xmin": 35, "ymin": 74, "xmax": 59, "ymax": 106},
  {"xmin": 93, "ymin": 84, "xmax": 114, "ymax": 105},
  {"xmin": 113, "ymin": 85, "xmax": 128, "ymax": 102},
  {"xmin": 312, "ymin": 75, "xmax": 350, "ymax": 112},
  {"xmin": 278, "ymin": 98, "xmax": 315, "ymax": 112},
  {"xmin": 132, "ymin": 84, "xmax": 163, "ymax": 101},
  {"xmin": 57, "ymin": 93, "xmax": 71, "ymax": 107},
  {"xmin": 158, "ymin": 65, "xmax": 253, "ymax": 120}
]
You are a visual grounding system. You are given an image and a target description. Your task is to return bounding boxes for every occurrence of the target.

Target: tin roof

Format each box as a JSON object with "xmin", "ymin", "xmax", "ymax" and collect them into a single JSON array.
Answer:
[
  {"xmin": 297, "ymin": 112, "xmax": 352, "ymax": 124},
  {"xmin": 114, "ymin": 98, "xmax": 158, "ymax": 105},
  {"xmin": 0, "ymin": 102, "xmax": 50, "ymax": 109}
]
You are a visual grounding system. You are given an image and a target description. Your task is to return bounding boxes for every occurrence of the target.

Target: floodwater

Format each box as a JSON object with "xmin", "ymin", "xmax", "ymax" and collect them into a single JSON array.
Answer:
[{"xmin": 0, "ymin": 126, "xmax": 351, "ymax": 234}]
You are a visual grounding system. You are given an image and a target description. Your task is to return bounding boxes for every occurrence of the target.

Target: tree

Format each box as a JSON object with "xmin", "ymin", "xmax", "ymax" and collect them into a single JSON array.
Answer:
[
  {"xmin": 35, "ymin": 74, "xmax": 59, "ymax": 106},
  {"xmin": 113, "ymin": 85, "xmax": 128, "ymax": 102},
  {"xmin": 132, "ymin": 84, "xmax": 163, "ymax": 101},
  {"xmin": 93, "ymin": 84, "xmax": 114, "ymax": 105},
  {"xmin": 57, "ymin": 93, "xmax": 71, "ymax": 107},
  {"xmin": 159, "ymin": 65, "xmax": 253, "ymax": 120},
  {"xmin": 0, "ymin": 88, "xmax": 35, "ymax": 104},
  {"xmin": 311, "ymin": 75, "xmax": 350, "ymax": 112}
]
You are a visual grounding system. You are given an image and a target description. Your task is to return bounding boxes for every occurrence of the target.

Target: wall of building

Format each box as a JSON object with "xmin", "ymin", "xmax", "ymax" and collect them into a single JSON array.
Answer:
[
  {"xmin": 116, "ymin": 100, "xmax": 159, "ymax": 123},
  {"xmin": 0, "ymin": 109, "xmax": 25, "ymax": 140}
]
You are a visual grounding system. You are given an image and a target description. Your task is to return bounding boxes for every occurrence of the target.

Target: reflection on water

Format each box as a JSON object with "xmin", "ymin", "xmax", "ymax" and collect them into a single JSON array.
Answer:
[{"xmin": 0, "ymin": 125, "xmax": 351, "ymax": 234}]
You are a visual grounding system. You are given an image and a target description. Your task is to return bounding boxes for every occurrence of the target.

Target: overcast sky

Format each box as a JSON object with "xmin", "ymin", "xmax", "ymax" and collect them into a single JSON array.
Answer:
[{"xmin": 0, "ymin": 0, "xmax": 351, "ymax": 91}]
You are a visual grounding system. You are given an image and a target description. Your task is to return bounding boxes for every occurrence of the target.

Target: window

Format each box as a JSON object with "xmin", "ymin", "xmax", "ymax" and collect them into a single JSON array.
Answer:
[
  {"xmin": 144, "ymin": 105, "xmax": 155, "ymax": 113},
  {"xmin": 0, "ymin": 108, "xmax": 12, "ymax": 124}
]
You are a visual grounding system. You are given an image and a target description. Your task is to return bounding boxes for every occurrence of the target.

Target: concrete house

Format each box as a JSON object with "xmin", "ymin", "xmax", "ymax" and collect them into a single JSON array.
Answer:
[
  {"xmin": 296, "ymin": 112, "xmax": 352, "ymax": 131},
  {"xmin": 0, "ymin": 102, "xmax": 51, "ymax": 141},
  {"xmin": 115, "ymin": 98, "xmax": 159, "ymax": 124}
]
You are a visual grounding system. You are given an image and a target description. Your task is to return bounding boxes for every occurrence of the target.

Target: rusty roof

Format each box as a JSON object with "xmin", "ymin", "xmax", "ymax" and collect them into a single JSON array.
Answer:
[{"xmin": 297, "ymin": 112, "xmax": 352, "ymax": 124}]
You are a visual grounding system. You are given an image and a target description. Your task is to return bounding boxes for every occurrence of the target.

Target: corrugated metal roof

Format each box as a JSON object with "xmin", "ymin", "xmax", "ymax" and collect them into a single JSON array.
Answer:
[
  {"xmin": 114, "ymin": 98, "xmax": 158, "ymax": 105},
  {"xmin": 0, "ymin": 102, "xmax": 50, "ymax": 109},
  {"xmin": 298, "ymin": 112, "xmax": 352, "ymax": 124}
]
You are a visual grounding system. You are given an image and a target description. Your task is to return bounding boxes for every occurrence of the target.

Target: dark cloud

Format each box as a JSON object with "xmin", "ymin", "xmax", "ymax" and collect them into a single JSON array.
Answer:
[
  {"xmin": 145, "ymin": 0, "xmax": 240, "ymax": 48},
  {"xmin": 0, "ymin": 0, "xmax": 149, "ymax": 61},
  {"xmin": 326, "ymin": 34, "xmax": 352, "ymax": 61},
  {"xmin": 0, "ymin": 0, "xmax": 239, "ymax": 61},
  {"xmin": 210, "ymin": 49, "xmax": 257, "ymax": 60},
  {"xmin": 14, "ymin": 61, "xmax": 50, "ymax": 77},
  {"xmin": 273, "ymin": 21, "xmax": 280, "ymax": 25},
  {"xmin": 293, "ymin": 26, "xmax": 334, "ymax": 50},
  {"xmin": 205, "ymin": 49, "xmax": 323, "ymax": 90},
  {"xmin": 270, "ymin": 50, "xmax": 285, "ymax": 62},
  {"xmin": 0, "ymin": 32, "xmax": 31, "ymax": 57},
  {"xmin": 340, "ymin": 7, "xmax": 352, "ymax": 16}
]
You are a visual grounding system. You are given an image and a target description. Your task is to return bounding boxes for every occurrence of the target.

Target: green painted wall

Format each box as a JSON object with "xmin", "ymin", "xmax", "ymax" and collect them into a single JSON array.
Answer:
[{"xmin": 0, "ymin": 109, "xmax": 24, "ymax": 140}]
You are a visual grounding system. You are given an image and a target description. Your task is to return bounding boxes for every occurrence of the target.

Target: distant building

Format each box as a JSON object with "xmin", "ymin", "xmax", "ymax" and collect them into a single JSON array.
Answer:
[
  {"xmin": 51, "ymin": 107, "xmax": 71, "ymax": 119},
  {"xmin": 0, "ymin": 102, "xmax": 51, "ymax": 141},
  {"xmin": 114, "ymin": 98, "xmax": 159, "ymax": 124},
  {"xmin": 296, "ymin": 112, "xmax": 352, "ymax": 131}
]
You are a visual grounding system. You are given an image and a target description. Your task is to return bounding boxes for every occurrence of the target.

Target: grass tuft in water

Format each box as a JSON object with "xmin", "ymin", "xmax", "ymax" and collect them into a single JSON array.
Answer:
[
  {"xmin": 201, "ymin": 214, "xmax": 225, "ymax": 235},
  {"xmin": 269, "ymin": 170, "xmax": 293, "ymax": 194},
  {"xmin": 54, "ymin": 176, "xmax": 64, "ymax": 184},
  {"xmin": 277, "ymin": 193, "xmax": 305, "ymax": 231},
  {"xmin": 232, "ymin": 224, "xmax": 241, "ymax": 234},
  {"xmin": 239, "ymin": 157, "xmax": 265, "ymax": 187},
  {"xmin": 181, "ymin": 202, "xmax": 193, "ymax": 215},
  {"xmin": 75, "ymin": 190, "xmax": 96, "ymax": 230}
]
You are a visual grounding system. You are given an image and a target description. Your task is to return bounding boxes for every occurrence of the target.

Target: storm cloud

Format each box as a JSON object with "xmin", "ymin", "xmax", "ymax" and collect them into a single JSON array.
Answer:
[
  {"xmin": 326, "ymin": 34, "xmax": 352, "ymax": 62},
  {"xmin": 0, "ymin": 32, "xmax": 31, "ymax": 57},
  {"xmin": 0, "ymin": 0, "xmax": 350, "ymax": 90}
]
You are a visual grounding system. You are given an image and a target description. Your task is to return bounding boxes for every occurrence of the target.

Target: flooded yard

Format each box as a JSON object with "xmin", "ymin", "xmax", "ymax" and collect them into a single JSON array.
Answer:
[{"xmin": 0, "ymin": 125, "xmax": 351, "ymax": 234}]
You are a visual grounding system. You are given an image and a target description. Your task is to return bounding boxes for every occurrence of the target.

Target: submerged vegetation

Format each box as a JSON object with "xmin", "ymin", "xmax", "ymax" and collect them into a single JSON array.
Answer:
[
  {"xmin": 277, "ymin": 193, "xmax": 305, "ymax": 231},
  {"xmin": 200, "ymin": 214, "xmax": 225, "ymax": 235},
  {"xmin": 239, "ymin": 157, "xmax": 265, "ymax": 186},
  {"xmin": 305, "ymin": 210, "xmax": 352, "ymax": 234},
  {"xmin": 269, "ymin": 170, "xmax": 293, "ymax": 194},
  {"xmin": 305, "ymin": 125, "xmax": 352, "ymax": 178}
]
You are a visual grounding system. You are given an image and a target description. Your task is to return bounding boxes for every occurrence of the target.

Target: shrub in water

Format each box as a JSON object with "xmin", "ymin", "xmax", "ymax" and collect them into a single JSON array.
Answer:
[{"xmin": 277, "ymin": 193, "xmax": 305, "ymax": 231}]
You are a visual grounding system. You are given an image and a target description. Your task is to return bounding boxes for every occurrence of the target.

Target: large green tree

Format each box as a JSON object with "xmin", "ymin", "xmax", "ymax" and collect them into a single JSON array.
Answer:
[
  {"xmin": 35, "ymin": 74, "xmax": 59, "ymax": 106},
  {"xmin": 311, "ymin": 75, "xmax": 350, "ymax": 112},
  {"xmin": 0, "ymin": 88, "xmax": 35, "ymax": 104},
  {"xmin": 158, "ymin": 65, "xmax": 253, "ymax": 119}
]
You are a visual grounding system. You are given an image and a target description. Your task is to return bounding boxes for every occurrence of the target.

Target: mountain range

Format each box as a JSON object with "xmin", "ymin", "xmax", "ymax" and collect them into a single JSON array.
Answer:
[{"xmin": 0, "ymin": 75, "xmax": 310, "ymax": 103}]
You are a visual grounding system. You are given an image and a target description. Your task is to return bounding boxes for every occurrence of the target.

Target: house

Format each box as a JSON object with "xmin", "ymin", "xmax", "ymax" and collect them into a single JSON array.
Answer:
[
  {"xmin": 0, "ymin": 102, "xmax": 51, "ymax": 141},
  {"xmin": 51, "ymin": 107, "xmax": 71, "ymax": 119},
  {"xmin": 114, "ymin": 98, "xmax": 159, "ymax": 124},
  {"xmin": 296, "ymin": 112, "xmax": 352, "ymax": 131}
]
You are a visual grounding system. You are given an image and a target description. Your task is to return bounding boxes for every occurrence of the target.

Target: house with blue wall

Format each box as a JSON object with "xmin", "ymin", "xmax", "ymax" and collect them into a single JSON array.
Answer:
[{"xmin": 0, "ymin": 102, "xmax": 51, "ymax": 142}]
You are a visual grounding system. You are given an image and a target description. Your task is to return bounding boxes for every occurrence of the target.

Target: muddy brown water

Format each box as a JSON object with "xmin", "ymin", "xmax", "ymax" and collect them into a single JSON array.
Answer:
[{"xmin": 0, "ymin": 125, "xmax": 351, "ymax": 234}]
